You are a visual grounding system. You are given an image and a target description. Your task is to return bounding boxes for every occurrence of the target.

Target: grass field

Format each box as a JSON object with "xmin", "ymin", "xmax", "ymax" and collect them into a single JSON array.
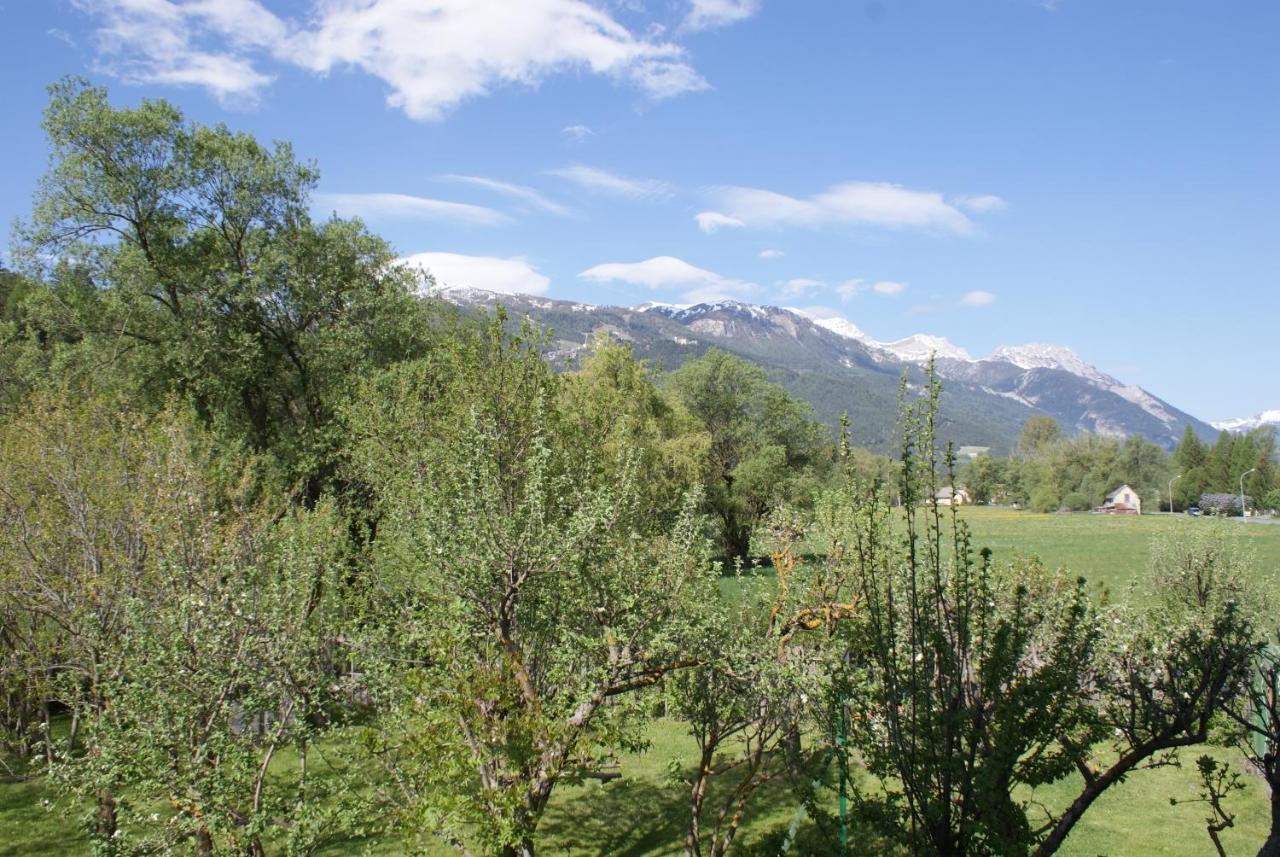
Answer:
[{"xmin": 3, "ymin": 508, "xmax": 1277, "ymax": 856}]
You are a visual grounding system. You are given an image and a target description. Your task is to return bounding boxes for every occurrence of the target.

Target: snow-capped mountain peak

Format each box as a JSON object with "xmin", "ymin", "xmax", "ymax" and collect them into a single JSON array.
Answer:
[
  {"xmin": 986, "ymin": 344, "xmax": 1110, "ymax": 383},
  {"xmin": 1211, "ymin": 410, "xmax": 1280, "ymax": 433},
  {"xmin": 806, "ymin": 315, "xmax": 874, "ymax": 345},
  {"xmin": 880, "ymin": 334, "xmax": 973, "ymax": 364}
]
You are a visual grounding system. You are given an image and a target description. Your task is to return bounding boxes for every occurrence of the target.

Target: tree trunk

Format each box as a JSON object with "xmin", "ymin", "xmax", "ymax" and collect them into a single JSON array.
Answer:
[
  {"xmin": 94, "ymin": 789, "xmax": 117, "ymax": 845},
  {"xmin": 498, "ymin": 841, "xmax": 534, "ymax": 857},
  {"xmin": 684, "ymin": 744, "xmax": 715, "ymax": 856},
  {"xmin": 723, "ymin": 523, "xmax": 751, "ymax": 563},
  {"xmin": 1258, "ymin": 768, "xmax": 1280, "ymax": 857},
  {"xmin": 196, "ymin": 825, "xmax": 214, "ymax": 857}
]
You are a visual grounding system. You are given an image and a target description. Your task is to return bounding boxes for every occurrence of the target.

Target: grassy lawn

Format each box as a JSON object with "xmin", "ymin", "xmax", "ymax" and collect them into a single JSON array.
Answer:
[{"xmin": 4, "ymin": 508, "xmax": 1277, "ymax": 855}]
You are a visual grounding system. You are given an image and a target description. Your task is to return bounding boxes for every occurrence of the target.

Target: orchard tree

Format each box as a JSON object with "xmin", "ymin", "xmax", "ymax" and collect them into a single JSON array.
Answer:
[
  {"xmin": 829, "ymin": 376, "xmax": 1102, "ymax": 856},
  {"xmin": 0, "ymin": 394, "xmax": 351, "ymax": 854},
  {"xmin": 1031, "ymin": 525, "xmax": 1260, "ymax": 856},
  {"xmin": 671, "ymin": 504, "xmax": 862, "ymax": 857},
  {"xmin": 346, "ymin": 316, "xmax": 716, "ymax": 857},
  {"xmin": 665, "ymin": 348, "xmax": 826, "ymax": 559}
]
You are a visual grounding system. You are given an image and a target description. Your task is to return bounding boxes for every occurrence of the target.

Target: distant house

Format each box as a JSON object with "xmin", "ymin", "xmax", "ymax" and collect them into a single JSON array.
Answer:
[
  {"xmin": 1100, "ymin": 484, "xmax": 1141, "ymax": 515},
  {"xmin": 934, "ymin": 486, "xmax": 972, "ymax": 507},
  {"xmin": 956, "ymin": 446, "xmax": 991, "ymax": 461}
]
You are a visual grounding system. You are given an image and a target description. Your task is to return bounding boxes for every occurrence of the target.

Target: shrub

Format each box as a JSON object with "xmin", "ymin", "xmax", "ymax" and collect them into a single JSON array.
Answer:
[
  {"xmin": 1062, "ymin": 491, "xmax": 1092, "ymax": 512},
  {"xmin": 1030, "ymin": 485, "xmax": 1060, "ymax": 513},
  {"xmin": 1200, "ymin": 493, "xmax": 1246, "ymax": 516},
  {"xmin": 1263, "ymin": 488, "xmax": 1280, "ymax": 514}
]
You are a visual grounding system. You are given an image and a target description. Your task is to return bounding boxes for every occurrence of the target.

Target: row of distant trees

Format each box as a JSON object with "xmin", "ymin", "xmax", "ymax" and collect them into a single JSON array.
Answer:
[
  {"xmin": 2, "ymin": 79, "xmax": 1278, "ymax": 857},
  {"xmin": 959, "ymin": 414, "xmax": 1278, "ymax": 514}
]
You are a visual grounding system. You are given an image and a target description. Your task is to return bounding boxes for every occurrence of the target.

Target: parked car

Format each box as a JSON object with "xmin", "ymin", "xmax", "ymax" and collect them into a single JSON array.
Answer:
[{"xmin": 1186, "ymin": 506, "xmax": 1201, "ymax": 517}]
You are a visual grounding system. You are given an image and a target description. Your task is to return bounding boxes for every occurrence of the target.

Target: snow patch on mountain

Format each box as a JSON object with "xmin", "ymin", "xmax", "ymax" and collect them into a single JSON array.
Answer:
[
  {"xmin": 806, "ymin": 315, "xmax": 874, "ymax": 345},
  {"xmin": 1212, "ymin": 410, "xmax": 1280, "ymax": 433},
  {"xmin": 795, "ymin": 311, "xmax": 969, "ymax": 363},
  {"xmin": 986, "ymin": 344, "xmax": 1180, "ymax": 427},
  {"xmin": 987, "ymin": 344, "xmax": 1110, "ymax": 384},
  {"xmin": 880, "ymin": 334, "xmax": 973, "ymax": 364}
]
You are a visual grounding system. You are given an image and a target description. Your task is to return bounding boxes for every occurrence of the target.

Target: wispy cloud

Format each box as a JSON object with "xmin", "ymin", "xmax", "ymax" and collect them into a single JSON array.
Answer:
[
  {"xmin": 73, "ymin": 0, "xmax": 733, "ymax": 118},
  {"xmin": 779, "ymin": 277, "xmax": 822, "ymax": 297},
  {"xmin": 959, "ymin": 290, "xmax": 996, "ymax": 307},
  {"xmin": 547, "ymin": 165, "xmax": 672, "ymax": 198},
  {"xmin": 47, "ymin": 28, "xmax": 77, "ymax": 47},
  {"xmin": 835, "ymin": 280, "xmax": 864, "ymax": 301},
  {"xmin": 682, "ymin": 0, "xmax": 761, "ymax": 32},
  {"xmin": 562, "ymin": 124, "xmax": 594, "ymax": 141},
  {"xmin": 579, "ymin": 255, "xmax": 754, "ymax": 301},
  {"xmin": 952, "ymin": 194, "xmax": 1007, "ymax": 214},
  {"xmin": 437, "ymin": 175, "xmax": 570, "ymax": 216},
  {"xmin": 699, "ymin": 180, "xmax": 992, "ymax": 234},
  {"xmin": 872, "ymin": 280, "xmax": 908, "ymax": 296},
  {"xmin": 314, "ymin": 192, "xmax": 509, "ymax": 225},
  {"xmin": 695, "ymin": 211, "xmax": 745, "ymax": 233},
  {"xmin": 401, "ymin": 251, "xmax": 550, "ymax": 295},
  {"xmin": 758, "ymin": 249, "xmax": 785, "ymax": 259}
]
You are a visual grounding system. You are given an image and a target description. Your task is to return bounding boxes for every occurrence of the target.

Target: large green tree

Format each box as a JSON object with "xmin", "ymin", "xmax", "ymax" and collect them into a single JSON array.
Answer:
[
  {"xmin": 16, "ymin": 78, "xmax": 436, "ymax": 501},
  {"xmin": 665, "ymin": 348, "xmax": 826, "ymax": 559}
]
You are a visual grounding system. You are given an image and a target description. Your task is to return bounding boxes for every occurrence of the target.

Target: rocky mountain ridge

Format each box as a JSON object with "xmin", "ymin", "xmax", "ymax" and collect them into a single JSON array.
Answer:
[{"xmin": 433, "ymin": 286, "xmax": 1218, "ymax": 452}]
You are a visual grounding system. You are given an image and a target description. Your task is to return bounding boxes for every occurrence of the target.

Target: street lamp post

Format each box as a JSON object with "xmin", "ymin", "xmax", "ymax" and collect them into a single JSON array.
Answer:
[
  {"xmin": 1239, "ymin": 467, "xmax": 1257, "ymax": 517},
  {"xmin": 1168, "ymin": 473, "xmax": 1181, "ymax": 514}
]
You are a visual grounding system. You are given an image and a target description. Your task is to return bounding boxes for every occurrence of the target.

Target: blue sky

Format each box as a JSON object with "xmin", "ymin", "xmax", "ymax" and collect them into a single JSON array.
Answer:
[{"xmin": 1, "ymin": 0, "xmax": 1277, "ymax": 421}]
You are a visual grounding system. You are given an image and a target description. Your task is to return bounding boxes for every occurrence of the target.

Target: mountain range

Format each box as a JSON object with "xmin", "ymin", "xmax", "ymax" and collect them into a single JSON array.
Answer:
[
  {"xmin": 437, "ymin": 286, "xmax": 1219, "ymax": 454},
  {"xmin": 1211, "ymin": 411, "xmax": 1280, "ymax": 434}
]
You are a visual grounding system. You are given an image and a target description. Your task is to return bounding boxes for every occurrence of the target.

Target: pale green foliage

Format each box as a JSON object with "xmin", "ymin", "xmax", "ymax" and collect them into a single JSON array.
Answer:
[
  {"xmin": 0, "ymin": 394, "xmax": 349, "ymax": 854},
  {"xmin": 1147, "ymin": 522, "xmax": 1262, "ymax": 619},
  {"xmin": 346, "ymin": 317, "xmax": 716, "ymax": 855},
  {"xmin": 669, "ymin": 506, "xmax": 853, "ymax": 857}
]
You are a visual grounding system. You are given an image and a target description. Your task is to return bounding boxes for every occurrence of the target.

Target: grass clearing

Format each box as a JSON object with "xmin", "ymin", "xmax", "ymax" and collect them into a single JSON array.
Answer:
[{"xmin": 4, "ymin": 508, "xmax": 1278, "ymax": 855}]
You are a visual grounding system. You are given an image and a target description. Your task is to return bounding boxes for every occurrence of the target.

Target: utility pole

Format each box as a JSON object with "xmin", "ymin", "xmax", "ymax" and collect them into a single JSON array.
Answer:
[{"xmin": 1168, "ymin": 473, "xmax": 1181, "ymax": 514}]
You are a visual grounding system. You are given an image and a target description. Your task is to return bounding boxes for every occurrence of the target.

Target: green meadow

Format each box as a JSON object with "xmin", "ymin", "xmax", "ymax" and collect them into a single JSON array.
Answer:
[{"xmin": 4, "ymin": 508, "xmax": 1278, "ymax": 856}]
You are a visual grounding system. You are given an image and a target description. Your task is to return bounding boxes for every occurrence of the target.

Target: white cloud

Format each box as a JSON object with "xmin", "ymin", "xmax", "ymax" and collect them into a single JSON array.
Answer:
[
  {"xmin": 872, "ymin": 280, "xmax": 908, "ymax": 296},
  {"xmin": 314, "ymin": 192, "xmax": 509, "ymax": 225},
  {"xmin": 437, "ymin": 175, "xmax": 570, "ymax": 216},
  {"xmin": 579, "ymin": 255, "xmax": 754, "ymax": 301},
  {"xmin": 779, "ymin": 277, "xmax": 821, "ymax": 296},
  {"xmin": 683, "ymin": 0, "xmax": 760, "ymax": 32},
  {"xmin": 401, "ymin": 252, "xmax": 550, "ymax": 295},
  {"xmin": 835, "ymin": 279, "xmax": 864, "ymax": 301},
  {"xmin": 75, "ymin": 0, "xmax": 717, "ymax": 118},
  {"xmin": 952, "ymin": 194, "xmax": 1008, "ymax": 214},
  {"xmin": 289, "ymin": 0, "xmax": 707, "ymax": 120},
  {"xmin": 959, "ymin": 290, "xmax": 996, "ymax": 307},
  {"xmin": 695, "ymin": 211, "xmax": 745, "ymax": 233},
  {"xmin": 77, "ymin": 0, "xmax": 285, "ymax": 103},
  {"xmin": 701, "ymin": 180, "xmax": 988, "ymax": 234},
  {"xmin": 547, "ymin": 165, "xmax": 672, "ymax": 198},
  {"xmin": 758, "ymin": 249, "xmax": 785, "ymax": 259},
  {"xmin": 562, "ymin": 123, "xmax": 594, "ymax": 140}
]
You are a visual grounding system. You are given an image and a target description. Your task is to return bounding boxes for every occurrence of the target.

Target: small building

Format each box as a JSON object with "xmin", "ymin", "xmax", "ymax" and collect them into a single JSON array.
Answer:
[
  {"xmin": 1100, "ymin": 484, "xmax": 1141, "ymax": 515},
  {"xmin": 956, "ymin": 446, "xmax": 991, "ymax": 461},
  {"xmin": 934, "ymin": 486, "xmax": 972, "ymax": 507}
]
